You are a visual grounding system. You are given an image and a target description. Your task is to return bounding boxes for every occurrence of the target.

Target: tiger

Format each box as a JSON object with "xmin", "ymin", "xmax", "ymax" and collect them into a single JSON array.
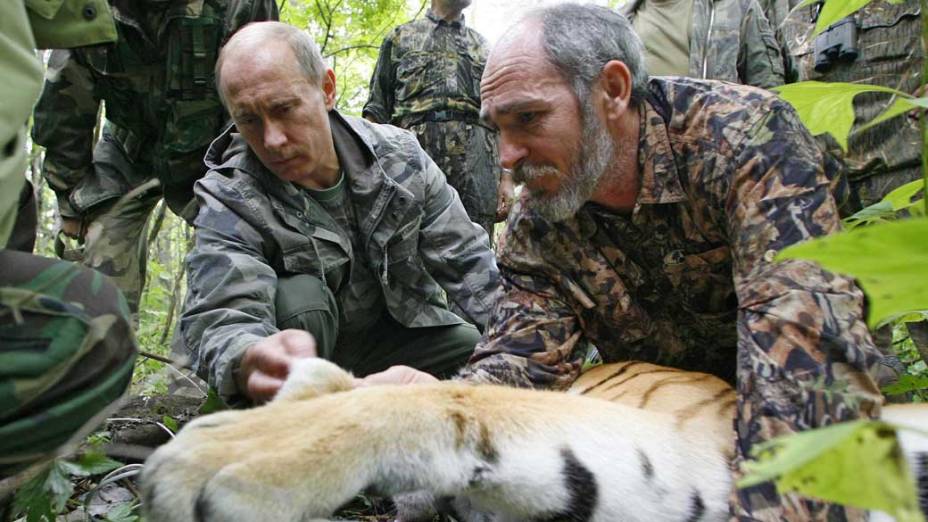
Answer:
[{"xmin": 140, "ymin": 357, "xmax": 928, "ymax": 522}]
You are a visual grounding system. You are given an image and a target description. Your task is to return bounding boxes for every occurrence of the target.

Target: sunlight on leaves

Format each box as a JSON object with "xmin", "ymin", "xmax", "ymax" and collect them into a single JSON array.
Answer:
[
  {"xmin": 739, "ymin": 420, "xmax": 923, "ymax": 521},
  {"xmin": 776, "ymin": 219, "xmax": 928, "ymax": 328},
  {"xmin": 774, "ymin": 82, "xmax": 914, "ymax": 151}
]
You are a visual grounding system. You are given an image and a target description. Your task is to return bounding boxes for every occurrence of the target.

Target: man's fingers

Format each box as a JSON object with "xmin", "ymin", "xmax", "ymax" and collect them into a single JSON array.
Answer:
[
  {"xmin": 279, "ymin": 329, "xmax": 318, "ymax": 357},
  {"xmin": 246, "ymin": 372, "xmax": 286, "ymax": 404}
]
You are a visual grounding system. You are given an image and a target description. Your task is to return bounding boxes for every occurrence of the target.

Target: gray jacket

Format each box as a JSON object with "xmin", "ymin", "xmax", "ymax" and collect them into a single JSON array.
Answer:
[
  {"xmin": 179, "ymin": 112, "xmax": 500, "ymax": 401},
  {"xmin": 623, "ymin": 0, "xmax": 785, "ymax": 88}
]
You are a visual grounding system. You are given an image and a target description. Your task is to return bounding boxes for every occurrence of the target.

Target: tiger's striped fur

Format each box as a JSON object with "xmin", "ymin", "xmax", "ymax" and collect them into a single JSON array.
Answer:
[{"xmin": 141, "ymin": 358, "xmax": 926, "ymax": 522}]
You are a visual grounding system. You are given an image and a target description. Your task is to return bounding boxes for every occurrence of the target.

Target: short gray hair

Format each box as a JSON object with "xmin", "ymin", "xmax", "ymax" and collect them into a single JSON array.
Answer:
[
  {"xmin": 530, "ymin": 4, "xmax": 649, "ymax": 107},
  {"xmin": 215, "ymin": 22, "xmax": 327, "ymax": 106}
]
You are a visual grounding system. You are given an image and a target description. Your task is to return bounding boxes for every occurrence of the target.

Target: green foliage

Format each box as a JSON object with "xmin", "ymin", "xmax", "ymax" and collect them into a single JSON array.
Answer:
[
  {"xmin": 280, "ymin": 0, "xmax": 424, "ymax": 114},
  {"xmin": 798, "ymin": 0, "xmax": 906, "ymax": 35},
  {"xmin": 738, "ymin": 420, "xmax": 924, "ymax": 522},
  {"xmin": 843, "ymin": 180, "xmax": 925, "ymax": 230},
  {"xmin": 776, "ymin": 218, "xmax": 928, "ymax": 328},
  {"xmin": 199, "ymin": 387, "xmax": 228, "ymax": 415},
  {"xmin": 773, "ymin": 81, "xmax": 924, "ymax": 151},
  {"xmin": 11, "ymin": 451, "xmax": 123, "ymax": 522},
  {"xmin": 102, "ymin": 502, "xmax": 140, "ymax": 522},
  {"xmin": 161, "ymin": 415, "xmax": 179, "ymax": 433}
]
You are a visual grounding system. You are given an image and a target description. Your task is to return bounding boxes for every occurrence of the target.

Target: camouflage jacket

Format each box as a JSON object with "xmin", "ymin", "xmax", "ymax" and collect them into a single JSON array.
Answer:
[
  {"xmin": 777, "ymin": 0, "xmax": 922, "ymax": 185},
  {"xmin": 461, "ymin": 77, "xmax": 886, "ymax": 518},
  {"xmin": 622, "ymin": 0, "xmax": 785, "ymax": 88},
  {"xmin": 31, "ymin": 0, "xmax": 277, "ymax": 220},
  {"xmin": 180, "ymin": 112, "xmax": 500, "ymax": 402},
  {"xmin": 362, "ymin": 9, "xmax": 488, "ymax": 126},
  {"xmin": 1, "ymin": 0, "xmax": 117, "ymax": 248}
]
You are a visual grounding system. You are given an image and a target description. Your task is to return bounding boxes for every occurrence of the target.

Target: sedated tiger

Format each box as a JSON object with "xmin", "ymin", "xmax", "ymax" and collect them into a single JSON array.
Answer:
[{"xmin": 141, "ymin": 358, "xmax": 928, "ymax": 522}]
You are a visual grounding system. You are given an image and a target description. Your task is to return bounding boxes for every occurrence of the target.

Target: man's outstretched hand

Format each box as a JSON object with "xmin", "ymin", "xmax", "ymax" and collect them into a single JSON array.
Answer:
[{"xmin": 239, "ymin": 330, "xmax": 318, "ymax": 403}]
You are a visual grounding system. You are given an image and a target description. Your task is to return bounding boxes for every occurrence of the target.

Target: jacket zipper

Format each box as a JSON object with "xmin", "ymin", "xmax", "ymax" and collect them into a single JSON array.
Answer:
[{"xmin": 701, "ymin": 2, "xmax": 716, "ymax": 78}]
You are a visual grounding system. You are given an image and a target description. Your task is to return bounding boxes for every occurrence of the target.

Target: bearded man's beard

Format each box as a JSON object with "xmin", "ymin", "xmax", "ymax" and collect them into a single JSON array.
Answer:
[{"xmin": 513, "ymin": 100, "xmax": 616, "ymax": 222}]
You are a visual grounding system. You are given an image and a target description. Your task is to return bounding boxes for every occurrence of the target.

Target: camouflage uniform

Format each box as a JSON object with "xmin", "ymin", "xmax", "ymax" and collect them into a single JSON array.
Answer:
[
  {"xmin": 776, "ymin": 0, "xmax": 922, "ymax": 209},
  {"xmin": 461, "ymin": 78, "xmax": 889, "ymax": 520},
  {"xmin": 178, "ymin": 111, "xmax": 500, "ymax": 404},
  {"xmin": 363, "ymin": 9, "xmax": 499, "ymax": 241},
  {"xmin": 1, "ymin": 0, "xmax": 136, "ymax": 481},
  {"xmin": 621, "ymin": 0, "xmax": 785, "ymax": 88},
  {"xmin": 31, "ymin": 0, "xmax": 278, "ymax": 313}
]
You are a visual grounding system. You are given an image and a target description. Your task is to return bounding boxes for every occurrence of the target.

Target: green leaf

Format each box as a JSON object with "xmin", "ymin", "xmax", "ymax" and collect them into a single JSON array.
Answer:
[
  {"xmin": 774, "ymin": 82, "xmax": 911, "ymax": 151},
  {"xmin": 102, "ymin": 502, "xmax": 139, "ymax": 522},
  {"xmin": 162, "ymin": 415, "xmax": 179, "ymax": 433},
  {"xmin": 882, "ymin": 374, "xmax": 928, "ymax": 396},
  {"xmin": 738, "ymin": 420, "xmax": 923, "ymax": 521},
  {"xmin": 776, "ymin": 218, "xmax": 928, "ymax": 327},
  {"xmin": 843, "ymin": 180, "xmax": 925, "ymax": 229},
  {"xmin": 46, "ymin": 460, "xmax": 76, "ymax": 513},
  {"xmin": 881, "ymin": 180, "xmax": 926, "ymax": 211},
  {"xmin": 12, "ymin": 467, "xmax": 56, "ymax": 522},
  {"xmin": 72, "ymin": 451, "xmax": 123, "ymax": 476},
  {"xmin": 199, "ymin": 387, "xmax": 228, "ymax": 415},
  {"xmin": 857, "ymin": 97, "xmax": 925, "ymax": 133}
]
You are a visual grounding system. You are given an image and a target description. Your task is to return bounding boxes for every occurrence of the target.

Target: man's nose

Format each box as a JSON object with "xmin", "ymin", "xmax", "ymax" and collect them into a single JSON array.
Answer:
[
  {"xmin": 498, "ymin": 134, "xmax": 527, "ymax": 171},
  {"xmin": 263, "ymin": 120, "xmax": 287, "ymax": 150}
]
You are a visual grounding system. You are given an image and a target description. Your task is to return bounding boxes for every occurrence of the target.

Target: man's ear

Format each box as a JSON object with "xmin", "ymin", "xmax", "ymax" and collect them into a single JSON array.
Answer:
[
  {"xmin": 599, "ymin": 60, "xmax": 633, "ymax": 121},
  {"xmin": 323, "ymin": 68, "xmax": 337, "ymax": 110}
]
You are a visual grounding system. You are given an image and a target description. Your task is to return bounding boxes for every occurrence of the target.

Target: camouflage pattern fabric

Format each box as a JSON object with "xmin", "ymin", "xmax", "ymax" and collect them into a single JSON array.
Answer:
[
  {"xmin": 622, "ymin": 0, "xmax": 785, "ymax": 88},
  {"xmin": 0, "ymin": 250, "xmax": 137, "ymax": 478},
  {"xmin": 178, "ymin": 111, "xmax": 499, "ymax": 404},
  {"xmin": 407, "ymin": 120, "xmax": 498, "ymax": 239},
  {"xmin": 31, "ymin": 0, "xmax": 278, "ymax": 311},
  {"xmin": 460, "ymin": 77, "xmax": 889, "ymax": 520},
  {"xmin": 775, "ymin": 0, "xmax": 922, "ymax": 209},
  {"xmin": 363, "ymin": 9, "xmax": 499, "ymax": 240}
]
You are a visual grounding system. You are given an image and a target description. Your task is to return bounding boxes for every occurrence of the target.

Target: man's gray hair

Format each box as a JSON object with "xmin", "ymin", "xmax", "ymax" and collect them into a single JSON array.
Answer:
[
  {"xmin": 215, "ymin": 22, "xmax": 327, "ymax": 106},
  {"xmin": 531, "ymin": 4, "xmax": 649, "ymax": 106}
]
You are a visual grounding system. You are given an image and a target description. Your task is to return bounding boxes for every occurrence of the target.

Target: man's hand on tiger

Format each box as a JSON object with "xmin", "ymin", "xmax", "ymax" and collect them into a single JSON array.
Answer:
[{"xmin": 239, "ymin": 330, "xmax": 318, "ymax": 404}]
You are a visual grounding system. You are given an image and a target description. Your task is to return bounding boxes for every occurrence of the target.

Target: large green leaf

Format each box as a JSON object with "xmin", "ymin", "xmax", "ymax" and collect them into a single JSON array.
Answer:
[
  {"xmin": 798, "ymin": 0, "xmax": 906, "ymax": 35},
  {"xmin": 774, "ymin": 82, "xmax": 912, "ymax": 151},
  {"xmin": 738, "ymin": 420, "xmax": 923, "ymax": 521},
  {"xmin": 776, "ymin": 219, "xmax": 928, "ymax": 327}
]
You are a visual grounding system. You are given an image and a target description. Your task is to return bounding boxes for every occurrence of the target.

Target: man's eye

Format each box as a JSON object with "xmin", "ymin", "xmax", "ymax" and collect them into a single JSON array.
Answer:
[{"xmin": 517, "ymin": 112, "xmax": 537, "ymax": 125}]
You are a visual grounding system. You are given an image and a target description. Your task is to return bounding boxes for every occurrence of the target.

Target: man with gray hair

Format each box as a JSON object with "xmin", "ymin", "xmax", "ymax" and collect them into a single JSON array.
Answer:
[
  {"xmin": 453, "ymin": 4, "xmax": 888, "ymax": 519},
  {"xmin": 177, "ymin": 21, "xmax": 500, "ymax": 405}
]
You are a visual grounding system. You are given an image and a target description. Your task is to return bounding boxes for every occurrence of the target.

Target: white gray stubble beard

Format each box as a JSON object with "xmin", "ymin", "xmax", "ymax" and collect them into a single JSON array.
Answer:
[{"xmin": 514, "ymin": 100, "xmax": 617, "ymax": 222}]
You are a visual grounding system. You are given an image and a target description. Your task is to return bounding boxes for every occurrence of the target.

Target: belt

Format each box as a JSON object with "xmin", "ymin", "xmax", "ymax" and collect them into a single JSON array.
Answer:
[{"xmin": 400, "ymin": 109, "xmax": 481, "ymax": 127}]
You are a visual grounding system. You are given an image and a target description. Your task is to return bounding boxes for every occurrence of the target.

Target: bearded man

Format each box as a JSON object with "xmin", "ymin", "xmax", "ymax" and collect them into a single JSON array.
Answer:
[{"xmin": 392, "ymin": 4, "xmax": 894, "ymax": 520}]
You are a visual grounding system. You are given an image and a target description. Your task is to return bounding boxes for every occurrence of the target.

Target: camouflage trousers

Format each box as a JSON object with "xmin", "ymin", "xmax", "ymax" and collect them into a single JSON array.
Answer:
[
  {"xmin": 275, "ymin": 274, "xmax": 478, "ymax": 378},
  {"xmin": 61, "ymin": 127, "xmax": 196, "ymax": 315},
  {"xmin": 0, "ymin": 250, "xmax": 137, "ymax": 479},
  {"xmin": 407, "ymin": 120, "xmax": 499, "ymax": 244}
]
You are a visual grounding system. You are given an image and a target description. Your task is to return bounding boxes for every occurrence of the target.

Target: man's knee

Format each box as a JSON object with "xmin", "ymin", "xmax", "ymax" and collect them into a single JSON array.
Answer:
[
  {"xmin": 0, "ymin": 252, "xmax": 137, "ymax": 477},
  {"xmin": 275, "ymin": 274, "xmax": 339, "ymax": 359}
]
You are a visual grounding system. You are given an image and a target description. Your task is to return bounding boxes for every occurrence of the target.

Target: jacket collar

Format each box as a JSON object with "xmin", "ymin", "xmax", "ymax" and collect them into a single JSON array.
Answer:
[
  {"xmin": 634, "ymin": 97, "xmax": 687, "ymax": 207},
  {"xmin": 425, "ymin": 8, "xmax": 465, "ymax": 30}
]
